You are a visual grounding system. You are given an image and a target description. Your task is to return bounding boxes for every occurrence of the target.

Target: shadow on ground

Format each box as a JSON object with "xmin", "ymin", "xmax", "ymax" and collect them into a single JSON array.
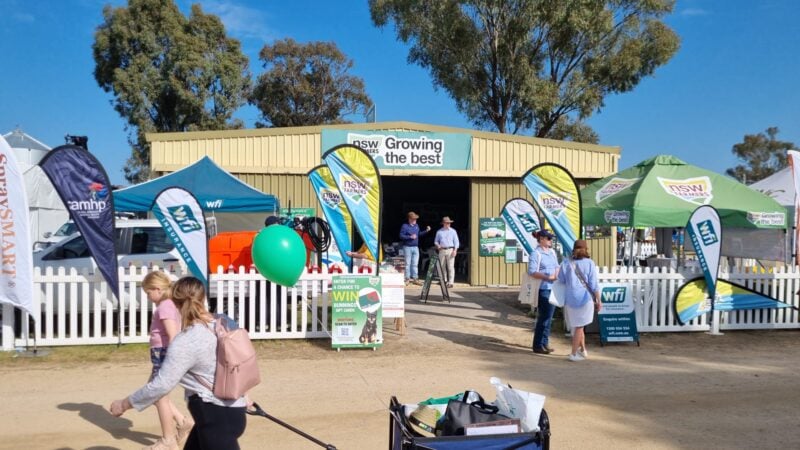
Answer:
[{"xmin": 58, "ymin": 402, "xmax": 159, "ymax": 448}]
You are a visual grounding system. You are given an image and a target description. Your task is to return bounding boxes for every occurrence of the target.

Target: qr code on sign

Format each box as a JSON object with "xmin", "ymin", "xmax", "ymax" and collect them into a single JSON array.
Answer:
[{"xmin": 337, "ymin": 326, "xmax": 353, "ymax": 338}]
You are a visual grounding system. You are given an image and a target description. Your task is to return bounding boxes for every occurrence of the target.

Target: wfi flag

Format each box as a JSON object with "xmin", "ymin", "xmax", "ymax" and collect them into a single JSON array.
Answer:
[
  {"xmin": 152, "ymin": 187, "xmax": 208, "ymax": 285},
  {"xmin": 686, "ymin": 205, "xmax": 722, "ymax": 305},
  {"xmin": 500, "ymin": 198, "xmax": 540, "ymax": 255},
  {"xmin": 323, "ymin": 144, "xmax": 382, "ymax": 270},
  {"xmin": 308, "ymin": 165, "xmax": 354, "ymax": 267},
  {"xmin": 39, "ymin": 145, "xmax": 119, "ymax": 300},
  {"xmin": 0, "ymin": 136, "xmax": 35, "ymax": 316},
  {"xmin": 522, "ymin": 163, "xmax": 582, "ymax": 254},
  {"xmin": 674, "ymin": 277, "xmax": 796, "ymax": 325}
]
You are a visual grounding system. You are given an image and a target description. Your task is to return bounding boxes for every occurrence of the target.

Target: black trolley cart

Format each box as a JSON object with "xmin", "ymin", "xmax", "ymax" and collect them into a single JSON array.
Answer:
[{"xmin": 389, "ymin": 396, "xmax": 550, "ymax": 450}]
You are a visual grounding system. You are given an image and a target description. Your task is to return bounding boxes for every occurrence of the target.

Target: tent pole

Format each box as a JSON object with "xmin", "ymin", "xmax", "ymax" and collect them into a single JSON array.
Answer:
[{"xmin": 628, "ymin": 228, "xmax": 635, "ymax": 267}]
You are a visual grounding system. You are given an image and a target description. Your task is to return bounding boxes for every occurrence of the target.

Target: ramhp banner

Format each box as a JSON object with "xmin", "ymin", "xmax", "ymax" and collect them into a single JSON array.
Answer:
[
  {"xmin": 152, "ymin": 187, "xmax": 208, "ymax": 285},
  {"xmin": 39, "ymin": 145, "xmax": 119, "ymax": 300},
  {"xmin": 0, "ymin": 136, "xmax": 34, "ymax": 316},
  {"xmin": 522, "ymin": 163, "xmax": 582, "ymax": 254},
  {"xmin": 500, "ymin": 198, "xmax": 540, "ymax": 255},
  {"xmin": 323, "ymin": 145, "xmax": 382, "ymax": 271},
  {"xmin": 686, "ymin": 205, "xmax": 722, "ymax": 305},
  {"xmin": 308, "ymin": 165, "xmax": 353, "ymax": 268}
]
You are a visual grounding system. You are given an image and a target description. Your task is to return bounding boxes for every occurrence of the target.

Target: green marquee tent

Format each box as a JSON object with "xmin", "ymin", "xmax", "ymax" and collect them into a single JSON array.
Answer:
[{"xmin": 581, "ymin": 155, "xmax": 787, "ymax": 229}]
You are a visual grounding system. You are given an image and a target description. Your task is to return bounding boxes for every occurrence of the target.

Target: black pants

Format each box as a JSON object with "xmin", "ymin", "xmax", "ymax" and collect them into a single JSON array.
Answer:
[{"xmin": 185, "ymin": 395, "xmax": 246, "ymax": 449}]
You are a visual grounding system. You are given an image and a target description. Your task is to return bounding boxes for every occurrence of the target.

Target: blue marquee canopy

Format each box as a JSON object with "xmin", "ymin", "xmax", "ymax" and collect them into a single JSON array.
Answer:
[{"xmin": 114, "ymin": 156, "xmax": 279, "ymax": 212}]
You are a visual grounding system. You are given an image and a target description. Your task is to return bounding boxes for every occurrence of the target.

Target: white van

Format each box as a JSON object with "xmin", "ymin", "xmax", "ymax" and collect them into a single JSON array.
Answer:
[{"xmin": 33, "ymin": 219, "xmax": 181, "ymax": 272}]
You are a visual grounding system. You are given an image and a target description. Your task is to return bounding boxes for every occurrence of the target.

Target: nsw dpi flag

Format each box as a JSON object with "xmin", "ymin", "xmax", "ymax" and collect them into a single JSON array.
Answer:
[
  {"xmin": 522, "ymin": 163, "xmax": 582, "ymax": 254},
  {"xmin": 322, "ymin": 144, "xmax": 383, "ymax": 270},
  {"xmin": 152, "ymin": 187, "xmax": 208, "ymax": 285}
]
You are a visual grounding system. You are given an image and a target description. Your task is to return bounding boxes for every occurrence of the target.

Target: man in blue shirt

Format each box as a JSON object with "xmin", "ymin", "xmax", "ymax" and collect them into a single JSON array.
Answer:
[
  {"xmin": 399, "ymin": 211, "xmax": 430, "ymax": 284},
  {"xmin": 434, "ymin": 216, "xmax": 460, "ymax": 288}
]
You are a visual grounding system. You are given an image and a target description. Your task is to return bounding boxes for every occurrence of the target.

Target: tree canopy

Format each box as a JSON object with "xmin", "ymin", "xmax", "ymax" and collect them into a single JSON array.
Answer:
[
  {"xmin": 92, "ymin": 0, "xmax": 250, "ymax": 183},
  {"xmin": 370, "ymin": 0, "xmax": 680, "ymax": 141},
  {"xmin": 250, "ymin": 38, "xmax": 372, "ymax": 128},
  {"xmin": 726, "ymin": 127, "xmax": 797, "ymax": 183}
]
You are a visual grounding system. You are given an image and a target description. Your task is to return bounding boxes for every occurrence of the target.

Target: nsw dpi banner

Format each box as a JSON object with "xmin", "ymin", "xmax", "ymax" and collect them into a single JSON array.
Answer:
[{"xmin": 522, "ymin": 163, "xmax": 582, "ymax": 254}]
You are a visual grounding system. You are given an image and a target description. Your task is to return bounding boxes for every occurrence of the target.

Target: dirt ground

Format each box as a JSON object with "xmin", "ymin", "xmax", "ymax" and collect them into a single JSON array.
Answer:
[{"xmin": 1, "ymin": 286, "xmax": 799, "ymax": 450}]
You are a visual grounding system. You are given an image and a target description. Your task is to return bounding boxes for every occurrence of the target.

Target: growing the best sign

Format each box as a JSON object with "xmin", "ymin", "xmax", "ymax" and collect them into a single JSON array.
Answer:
[{"xmin": 321, "ymin": 129, "xmax": 472, "ymax": 170}]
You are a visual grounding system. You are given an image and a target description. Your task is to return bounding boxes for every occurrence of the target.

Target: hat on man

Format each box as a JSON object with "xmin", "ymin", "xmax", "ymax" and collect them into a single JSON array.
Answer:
[
  {"xmin": 408, "ymin": 211, "xmax": 419, "ymax": 220},
  {"xmin": 536, "ymin": 229, "xmax": 555, "ymax": 240},
  {"xmin": 408, "ymin": 405, "xmax": 440, "ymax": 437},
  {"xmin": 441, "ymin": 216, "xmax": 454, "ymax": 224}
]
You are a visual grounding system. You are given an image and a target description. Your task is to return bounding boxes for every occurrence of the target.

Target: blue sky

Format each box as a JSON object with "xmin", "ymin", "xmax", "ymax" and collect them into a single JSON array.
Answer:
[{"xmin": 1, "ymin": 0, "xmax": 798, "ymax": 186}]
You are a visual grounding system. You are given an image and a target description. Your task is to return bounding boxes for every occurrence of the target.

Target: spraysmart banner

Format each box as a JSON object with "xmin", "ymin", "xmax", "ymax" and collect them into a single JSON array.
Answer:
[{"xmin": 321, "ymin": 129, "xmax": 472, "ymax": 170}]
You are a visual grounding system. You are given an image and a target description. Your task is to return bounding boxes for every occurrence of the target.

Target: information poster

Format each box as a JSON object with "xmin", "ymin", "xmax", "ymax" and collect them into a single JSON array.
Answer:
[
  {"xmin": 331, "ymin": 275, "xmax": 383, "ymax": 349},
  {"xmin": 380, "ymin": 273, "xmax": 405, "ymax": 318},
  {"xmin": 479, "ymin": 217, "xmax": 506, "ymax": 257},
  {"xmin": 597, "ymin": 283, "xmax": 639, "ymax": 343}
]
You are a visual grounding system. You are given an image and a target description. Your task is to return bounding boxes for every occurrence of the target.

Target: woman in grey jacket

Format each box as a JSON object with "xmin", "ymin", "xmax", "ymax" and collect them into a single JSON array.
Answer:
[{"xmin": 110, "ymin": 277, "xmax": 247, "ymax": 450}]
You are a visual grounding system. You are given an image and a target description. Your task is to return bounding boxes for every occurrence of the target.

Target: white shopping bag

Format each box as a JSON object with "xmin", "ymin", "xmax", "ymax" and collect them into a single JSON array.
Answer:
[
  {"xmin": 518, "ymin": 266, "xmax": 539, "ymax": 305},
  {"xmin": 490, "ymin": 377, "xmax": 546, "ymax": 432}
]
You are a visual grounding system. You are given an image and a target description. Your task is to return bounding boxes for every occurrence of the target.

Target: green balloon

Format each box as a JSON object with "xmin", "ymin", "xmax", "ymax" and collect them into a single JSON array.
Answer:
[{"xmin": 251, "ymin": 225, "xmax": 307, "ymax": 287}]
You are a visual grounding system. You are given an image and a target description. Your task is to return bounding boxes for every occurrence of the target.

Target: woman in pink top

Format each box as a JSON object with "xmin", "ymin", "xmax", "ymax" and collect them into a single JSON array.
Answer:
[{"xmin": 142, "ymin": 271, "xmax": 193, "ymax": 450}]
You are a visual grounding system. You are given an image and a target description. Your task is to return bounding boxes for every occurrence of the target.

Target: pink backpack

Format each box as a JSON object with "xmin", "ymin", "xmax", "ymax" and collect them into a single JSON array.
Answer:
[{"xmin": 194, "ymin": 315, "xmax": 261, "ymax": 400}]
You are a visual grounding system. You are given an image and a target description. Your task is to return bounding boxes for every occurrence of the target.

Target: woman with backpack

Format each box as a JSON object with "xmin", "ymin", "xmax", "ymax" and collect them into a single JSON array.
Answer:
[{"xmin": 110, "ymin": 276, "xmax": 248, "ymax": 450}]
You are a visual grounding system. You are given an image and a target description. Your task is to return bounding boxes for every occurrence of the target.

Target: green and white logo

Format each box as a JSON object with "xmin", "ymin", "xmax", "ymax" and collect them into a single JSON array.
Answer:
[{"xmin": 167, "ymin": 205, "xmax": 202, "ymax": 233}]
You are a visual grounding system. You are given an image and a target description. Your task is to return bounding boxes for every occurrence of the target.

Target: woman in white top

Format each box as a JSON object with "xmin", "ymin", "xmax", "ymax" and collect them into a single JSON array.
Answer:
[{"xmin": 557, "ymin": 240, "xmax": 601, "ymax": 362}]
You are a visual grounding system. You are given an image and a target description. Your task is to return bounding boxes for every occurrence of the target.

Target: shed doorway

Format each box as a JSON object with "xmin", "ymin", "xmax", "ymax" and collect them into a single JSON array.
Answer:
[{"xmin": 381, "ymin": 176, "xmax": 470, "ymax": 283}]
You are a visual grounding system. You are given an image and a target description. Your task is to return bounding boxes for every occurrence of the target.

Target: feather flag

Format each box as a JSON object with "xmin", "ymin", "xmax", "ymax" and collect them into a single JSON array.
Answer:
[
  {"xmin": 0, "ymin": 136, "xmax": 35, "ymax": 316},
  {"xmin": 686, "ymin": 205, "xmax": 722, "ymax": 306},
  {"xmin": 152, "ymin": 187, "xmax": 208, "ymax": 285},
  {"xmin": 500, "ymin": 198, "xmax": 540, "ymax": 255},
  {"xmin": 522, "ymin": 163, "xmax": 582, "ymax": 254},
  {"xmin": 322, "ymin": 145, "xmax": 382, "ymax": 271},
  {"xmin": 39, "ymin": 145, "xmax": 119, "ymax": 300},
  {"xmin": 674, "ymin": 277, "xmax": 796, "ymax": 325},
  {"xmin": 308, "ymin": 165, "xmax": 354, "ymax": 268}
]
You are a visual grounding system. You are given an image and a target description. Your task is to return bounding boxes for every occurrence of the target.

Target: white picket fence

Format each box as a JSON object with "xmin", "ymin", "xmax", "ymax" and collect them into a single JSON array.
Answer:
[
  {"xmin": 1, "ymin": 265, "xmax": 341, "ymax": 350},
  {"xmin": 599, "ymin": 265, "xmax": 800, "ymax": 332},
  {"xmin": 3, "ymin": 265, "xmax": 799, "ymax": 350}
]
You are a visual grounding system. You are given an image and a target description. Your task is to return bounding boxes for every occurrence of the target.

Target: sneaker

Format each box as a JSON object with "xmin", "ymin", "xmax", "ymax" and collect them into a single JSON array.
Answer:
[
  {"xmin": 142, "ymin": 437, "xmax": 179, "ymax": 450},
  {"xmin": 176, "ymin": 416, "xmax": 195, "ymax": 444},
  {"xmin": 447, "ymin": 283, "xmax": 454, "ymax": 288},
  {"xmin": 579, "ymin": 347, "xmax": 588, "ymax": 359},
  {"xmin": 568, "ymin": 353, "xmax": 585, "ymax": 362},
  {"xmin": 412, "ymin": 279, "xmax": 423, "ymax": 285}
]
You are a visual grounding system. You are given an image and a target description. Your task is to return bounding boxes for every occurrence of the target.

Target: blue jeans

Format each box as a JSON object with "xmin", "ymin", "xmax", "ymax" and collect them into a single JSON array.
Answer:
[
  {"xmin": 533, "ymin": 289, "xmax": 555, "ymax": 350},
  {"xmin": 404, "ymin": 246, "xmax": 420, "ymax": 279}
]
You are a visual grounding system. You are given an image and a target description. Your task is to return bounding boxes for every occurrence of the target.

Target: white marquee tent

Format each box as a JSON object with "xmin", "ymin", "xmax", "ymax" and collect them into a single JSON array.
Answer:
[{"xmin": 3, "ymin": 129, "xmax": 69, "ymax": 246}]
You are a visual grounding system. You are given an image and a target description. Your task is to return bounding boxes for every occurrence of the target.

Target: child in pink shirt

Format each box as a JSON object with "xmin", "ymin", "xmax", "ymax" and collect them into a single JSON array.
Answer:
[{"xmin": 143, "ymin": 271, "xmax": 194, "ymax": 450}]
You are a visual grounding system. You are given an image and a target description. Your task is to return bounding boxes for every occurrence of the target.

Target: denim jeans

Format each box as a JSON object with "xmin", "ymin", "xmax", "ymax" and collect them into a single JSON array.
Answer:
[
  {"xmin": 532, "ymin": 289, "xmax": 555, "ymax": 350},
  {"xmin": 404, "ymin": 246, "xmax": 420, "ymax": 279}
]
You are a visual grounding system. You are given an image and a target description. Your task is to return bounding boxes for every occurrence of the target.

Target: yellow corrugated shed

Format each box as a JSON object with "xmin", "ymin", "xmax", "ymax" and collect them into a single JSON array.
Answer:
[{"xmin": 147, "ymin": 121, "xmax": 620, "ymax": 285}]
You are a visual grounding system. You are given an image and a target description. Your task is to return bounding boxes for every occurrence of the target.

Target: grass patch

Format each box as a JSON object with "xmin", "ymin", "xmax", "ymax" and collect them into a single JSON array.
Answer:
[{"xmin": 0, "ymin": 343, "xmax": 149, "ymax": 368}]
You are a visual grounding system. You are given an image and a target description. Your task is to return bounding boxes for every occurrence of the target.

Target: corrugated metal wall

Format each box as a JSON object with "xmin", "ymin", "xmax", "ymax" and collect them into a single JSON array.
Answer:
[
  {"xmin": 470, "ymin": 179, "xmax": 615, "ymax": 286},
  {"xmin": 148, "ymin": 121, "xmax": 619, "ymax": 285}
]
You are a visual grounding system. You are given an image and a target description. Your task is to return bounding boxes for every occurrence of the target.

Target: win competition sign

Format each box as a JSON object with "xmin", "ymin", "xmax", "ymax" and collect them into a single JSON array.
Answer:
[
  {"xmin": 321, "ymin": 130, "xmax": 472, "ymax": 170},
  {"xmin": 597, "ymin": 283, "xmax": 639, "ymax": 344},
  {"xmin": 331, "ymin": 275, "xmax": 383, "ymax": 349},
  {"xmin": 479, "ymin": 217, "xmax": 505, "ymax": 257}
]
